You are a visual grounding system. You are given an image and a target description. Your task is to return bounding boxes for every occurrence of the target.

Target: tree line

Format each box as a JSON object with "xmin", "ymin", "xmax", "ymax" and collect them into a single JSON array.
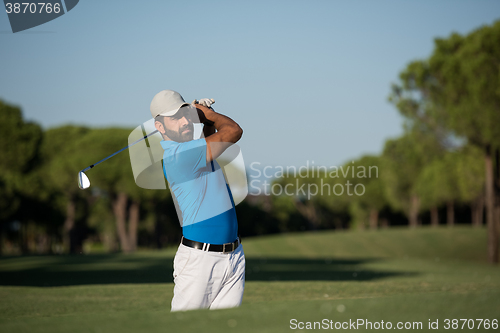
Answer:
[{"xmin": 268, "ymin": 20, "xmax": 500, "ymax": 264}]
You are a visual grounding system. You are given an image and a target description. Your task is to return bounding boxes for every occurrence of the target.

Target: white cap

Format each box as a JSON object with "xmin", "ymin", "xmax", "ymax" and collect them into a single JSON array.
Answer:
[{"xmin": 150, "ymin": 90, "xmax": 189, "ymax": 118}]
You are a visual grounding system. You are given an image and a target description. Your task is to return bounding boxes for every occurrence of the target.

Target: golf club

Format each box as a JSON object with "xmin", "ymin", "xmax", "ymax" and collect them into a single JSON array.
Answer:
[
  {"xmin": 79, "ymin": 100, "xmax": 215, "ymax": 190},
  {"xmin": 78, "ymin": 129, "xmax": 159, "ymax": 189}
]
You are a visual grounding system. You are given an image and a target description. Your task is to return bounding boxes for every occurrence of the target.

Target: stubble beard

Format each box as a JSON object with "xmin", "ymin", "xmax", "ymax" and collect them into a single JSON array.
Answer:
[{"xmin": 165, "ymin": 123, "xmax": 194, "ymax": 142}]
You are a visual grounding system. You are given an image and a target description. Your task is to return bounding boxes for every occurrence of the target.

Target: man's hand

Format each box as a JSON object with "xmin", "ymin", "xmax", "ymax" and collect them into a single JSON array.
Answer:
[{"xmin": 194, "ymin": 103, "xmax": 215, "ymax": 126}]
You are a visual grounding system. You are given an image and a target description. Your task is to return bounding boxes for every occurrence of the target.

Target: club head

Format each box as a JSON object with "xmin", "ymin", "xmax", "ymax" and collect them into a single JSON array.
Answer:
[{"xmin": 78, "ymin": 171, "xmax": 91, "ymax": 190}]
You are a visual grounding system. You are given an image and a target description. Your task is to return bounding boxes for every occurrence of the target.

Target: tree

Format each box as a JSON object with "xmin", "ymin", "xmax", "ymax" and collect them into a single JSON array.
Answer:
[
  {"xmin": 346, "ymin": 155, "xmax": 387, "ymax": 230},
  {"xmin": 74, "ymin": 128, "xmax": 147, "ymax": 253},
  {"xmin": 0, "ymin": 100, "xmax": 42, "ymax": 218},
  {"xmin": 414, "ymin": 152, "xmax": 462, "ymax": 227},
  {"xmin": 0, "ymin": 100, "xmax": 42, "ymax": 253},
  {"xmin": 388, "ymin": 59, "xmax": 449, "ymax": 228},
  {"xmin": 268, "ymin": 165, "xmax": 352, "ymax": 232},
  {"xmin": 40, "ymin": 125, "xmax": 91, "ymax": 253},
  {"xmin": 382, "ymin": 132, "xmax": 441, "ymax": 227},
  {"xmin": 271, "ymin": 171, "xmax": 323, "ymax": 231},
  {"xmin": 429, "ymin": 21, "xmax": 500, "ymax": 263},
  {"xmin": 455, "ymin": 146, "xmax": 486, "ymax": 227},
  {"xmin": 389, "ymin": 60, "xmax": 453, "ymax": 150}
]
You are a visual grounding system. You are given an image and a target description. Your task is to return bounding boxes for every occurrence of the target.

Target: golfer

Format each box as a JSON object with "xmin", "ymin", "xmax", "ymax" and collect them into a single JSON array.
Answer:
[{"xmin": 151, "ymin": 90, "xmax": 245, "ymax": 312}]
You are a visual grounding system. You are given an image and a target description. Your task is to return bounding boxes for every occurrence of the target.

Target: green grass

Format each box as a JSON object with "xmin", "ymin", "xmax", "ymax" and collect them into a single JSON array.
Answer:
[{"xmin": 1, "ymin": 226, "xmax": 499, "ymax": 332}]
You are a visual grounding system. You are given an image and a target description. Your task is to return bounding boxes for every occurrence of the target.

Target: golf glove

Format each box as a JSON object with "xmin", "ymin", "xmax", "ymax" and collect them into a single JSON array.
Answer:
[{"xmin": 197, "ymin": 98, "xmax": 214, "ymax": 108}]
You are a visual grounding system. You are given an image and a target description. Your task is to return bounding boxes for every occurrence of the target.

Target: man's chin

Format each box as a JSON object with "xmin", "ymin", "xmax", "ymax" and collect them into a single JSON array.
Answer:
[{"xmin": 179, "ymin": 132, "xmax": 193, "ymax": 142}]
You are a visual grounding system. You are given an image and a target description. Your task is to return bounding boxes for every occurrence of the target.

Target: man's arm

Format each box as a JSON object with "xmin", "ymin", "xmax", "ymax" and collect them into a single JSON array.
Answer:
[
  {"xmin": 202, "ymin": 122, "xmax": 216, "ymax": 138},
  {"xmin": 194, "ymin": 104, "xmax": 243, "ymax": 163}
]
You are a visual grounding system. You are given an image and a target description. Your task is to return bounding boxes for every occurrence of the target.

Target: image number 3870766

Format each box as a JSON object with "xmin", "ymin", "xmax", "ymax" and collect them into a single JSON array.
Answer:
[{"xmin": 3, "ymin": 0, "xmax": 79, "ymax": 33}]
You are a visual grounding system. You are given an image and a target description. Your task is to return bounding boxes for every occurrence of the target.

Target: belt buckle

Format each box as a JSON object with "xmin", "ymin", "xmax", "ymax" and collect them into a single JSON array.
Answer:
[
  {"xmin": 222, "ymin": 240, "xmax": 237, "ymax": 253},
  {"xmin": 222, "ymin": 243, "xmax": 234, "ymax": 253}
]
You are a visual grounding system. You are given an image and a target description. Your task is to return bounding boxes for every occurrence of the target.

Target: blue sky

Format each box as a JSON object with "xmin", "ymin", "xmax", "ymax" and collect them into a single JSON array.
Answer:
[{"xmin": 1, "ymin": 0, "xmax": 499, "ymax": 170}]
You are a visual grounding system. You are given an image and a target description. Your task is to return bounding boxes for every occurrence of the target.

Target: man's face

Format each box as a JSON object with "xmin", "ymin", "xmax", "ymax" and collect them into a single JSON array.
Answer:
[{"xmin": 161, "ymin": 106, "xmax": 196, "ymax": 142}]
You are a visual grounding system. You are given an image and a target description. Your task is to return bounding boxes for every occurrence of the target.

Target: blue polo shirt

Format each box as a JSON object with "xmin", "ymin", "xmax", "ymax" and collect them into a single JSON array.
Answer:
[{"xmin": 160, "ymin": 139, "xmax": 238, "ymax": 244}]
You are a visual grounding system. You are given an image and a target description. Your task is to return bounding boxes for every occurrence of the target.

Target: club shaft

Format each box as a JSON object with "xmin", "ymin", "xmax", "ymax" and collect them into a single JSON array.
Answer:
[{"xmin": 81, "ymin": 130, "xmax": 159, "ymax": 173}]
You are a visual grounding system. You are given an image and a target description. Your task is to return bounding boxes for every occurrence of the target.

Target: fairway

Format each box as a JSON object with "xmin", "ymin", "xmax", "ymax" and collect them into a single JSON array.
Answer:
[{"xmin": 1, "ymin": 226, "xmax": 499, "ymax": 332}]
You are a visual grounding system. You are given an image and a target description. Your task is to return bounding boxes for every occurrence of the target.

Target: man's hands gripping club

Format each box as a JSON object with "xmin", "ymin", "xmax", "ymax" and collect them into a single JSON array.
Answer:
[{"xmin": 192, "ymin": 98, "xmax": 243, "ymax": 163}]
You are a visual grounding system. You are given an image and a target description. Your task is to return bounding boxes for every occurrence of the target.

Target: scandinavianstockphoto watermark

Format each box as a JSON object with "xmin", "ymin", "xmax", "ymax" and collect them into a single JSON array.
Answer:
[{"xmin": 249, "ymin": 160, "xmax": 379, "ymax": 199}]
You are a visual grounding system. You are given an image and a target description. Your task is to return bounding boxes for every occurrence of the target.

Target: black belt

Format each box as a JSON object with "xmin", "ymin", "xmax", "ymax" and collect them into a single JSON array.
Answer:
[{"xmin": 181, "ymin": 236, "xmax": 240, "ymax": 254}]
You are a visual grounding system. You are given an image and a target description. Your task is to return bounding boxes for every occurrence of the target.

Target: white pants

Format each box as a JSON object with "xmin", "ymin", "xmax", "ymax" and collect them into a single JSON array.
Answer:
[{"xmin": 171, "ymin": 242, "xmax": 245, "ymax": 312}]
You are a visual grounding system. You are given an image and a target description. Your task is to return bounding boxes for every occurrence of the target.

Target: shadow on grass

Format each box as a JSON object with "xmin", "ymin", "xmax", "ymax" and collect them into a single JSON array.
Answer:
[{"xmin": 0, "ymin": 255, "xmax": 414, "ymax": 287}]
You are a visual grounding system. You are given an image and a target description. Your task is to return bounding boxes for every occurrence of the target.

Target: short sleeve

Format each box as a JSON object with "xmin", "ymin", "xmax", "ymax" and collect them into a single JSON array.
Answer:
[{"xmin": 163, "ymin": 139, "xmax": 208, "ymax": 184}]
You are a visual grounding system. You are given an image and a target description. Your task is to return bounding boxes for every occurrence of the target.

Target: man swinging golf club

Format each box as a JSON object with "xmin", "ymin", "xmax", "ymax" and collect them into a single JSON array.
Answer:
[{"xmin": 151, "ymin": 90, "xmax": 245, "ymax": 312}]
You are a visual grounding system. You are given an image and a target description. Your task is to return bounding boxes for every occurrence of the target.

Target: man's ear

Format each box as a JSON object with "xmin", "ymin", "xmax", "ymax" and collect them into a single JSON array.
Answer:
[{"xmin": 154, "ymin": 120, "xmax": 165, "ymax": 134}]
